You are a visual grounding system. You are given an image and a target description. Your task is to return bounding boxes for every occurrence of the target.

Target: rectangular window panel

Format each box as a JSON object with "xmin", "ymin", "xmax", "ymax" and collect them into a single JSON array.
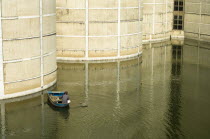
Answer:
[
  {"xmin": 174, "ymin": 7, "xmax": 178, "ymax": 11},
  {"xmin": 173, "ymin": 0, "xmax": 184, "ymax": 30}
]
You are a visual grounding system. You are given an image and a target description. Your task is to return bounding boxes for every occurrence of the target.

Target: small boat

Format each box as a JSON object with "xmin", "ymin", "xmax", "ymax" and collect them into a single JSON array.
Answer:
[{"xmin": 47, "ymin": 91, "xmax": 70, "ymax": 108}]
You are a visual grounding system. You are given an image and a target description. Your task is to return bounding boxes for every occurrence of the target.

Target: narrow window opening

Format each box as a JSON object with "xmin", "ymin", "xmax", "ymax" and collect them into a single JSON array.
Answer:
[{"xmin": 173, "ymin": 0, "xmax": 184, "ymax": 30}]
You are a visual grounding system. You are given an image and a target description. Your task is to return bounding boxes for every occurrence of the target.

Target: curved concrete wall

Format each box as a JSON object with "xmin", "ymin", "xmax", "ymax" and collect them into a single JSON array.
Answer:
[
  {"xmin": 56, "ymin": 0, "xmax": 142, "ymax": 61},
  {"xmin": 185, "ymin": 0, "xmax": 210, "ymax": 42},
  {"xmin": 142, "ymin": 0, "xmax": 173, "ymax": 42},
  {"xmin": 0, "ymin": 0, "xmax": 57, "ymax": 99}
]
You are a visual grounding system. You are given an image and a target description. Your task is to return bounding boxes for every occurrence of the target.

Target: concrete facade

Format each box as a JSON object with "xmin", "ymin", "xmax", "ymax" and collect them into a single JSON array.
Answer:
[
  {"xmin": 56, "ymin": 0, "xmax": 142, "ymax": 61},
  {"xmin": 185, "ymin": 0, "xmax": 210, "ymax": 42},
  {"xmin": 0, "ymin": 0, "xmax": 57, "ymax": 99},
  {"xmin": 142, "ymin": 0, "xmax": 174, "ymax": 42}
]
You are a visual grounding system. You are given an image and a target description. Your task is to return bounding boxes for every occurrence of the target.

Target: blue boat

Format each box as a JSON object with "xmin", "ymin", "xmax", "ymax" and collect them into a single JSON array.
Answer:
[{"xmin": 47, "ymin": 91, "xmax": 70, "ymax": 108}]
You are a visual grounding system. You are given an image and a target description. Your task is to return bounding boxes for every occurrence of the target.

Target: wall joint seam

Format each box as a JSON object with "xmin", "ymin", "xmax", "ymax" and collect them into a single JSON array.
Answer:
[
  {"xmin": 118, "ymin": 0, "xmax": 121, "ymax": 57},
  {"xmin": 40, "ymin": 0, "xmax": 44, "ymax": 87},
  {"xmin": 0, "ymin": 0, "xmax": 5, "ymax": 96},
  {"xmin": 85, "ymin": 0, "xmax": 89, "ymax": 58}
]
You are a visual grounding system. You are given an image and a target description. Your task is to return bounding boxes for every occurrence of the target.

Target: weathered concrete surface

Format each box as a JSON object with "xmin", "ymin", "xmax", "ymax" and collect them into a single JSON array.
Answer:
[
  {"xmin": 184, "ymin": 0, "xmax": 210, "ymax": 42},
  {"xmin": 0, "ymin": 0, "xmax": 56, "ymax": 99},
  {"xmin": 56, "ymin": 0, "xmax": 142, "ymax": 60},
  {"xmin": 142, "ymin": 0, "xmax": 173, "ymax": 42}
]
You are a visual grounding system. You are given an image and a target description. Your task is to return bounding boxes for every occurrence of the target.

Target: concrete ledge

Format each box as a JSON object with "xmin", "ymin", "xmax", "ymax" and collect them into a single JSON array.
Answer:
[
  {"xmin": 142, "ymin": 37, "xmax": 171, "ymax": 44},
  {"xmin": 171, "ymin": 36, "xmax": 184, "ymax": 39},
  {"xmin": 0, "ymin": 80, "xmax": 56, "ymax": 100},
  {"xmin": 57, "ymin": 54, "xmax": 142, "ymax": 64},
  {"xmin": 185, "ymin": 37, "xmax": 210, "ymax": 43},
  {"xmin": 57, "ymin": 52, "xmax": 142, "ymax": 63}
]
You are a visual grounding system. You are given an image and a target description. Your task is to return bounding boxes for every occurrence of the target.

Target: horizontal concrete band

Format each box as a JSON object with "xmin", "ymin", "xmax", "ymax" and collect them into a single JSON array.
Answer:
[
  {"xmin": 59, "ymin": 45, "xmax": 140, "ymax": 52},
  {"xmin": 185, "ymin": 13, "xmax": 210, "ymax": 16},
  {"xmin": 57, "ymin": 7, "xmax": 142, "ymax": 10},
  {"xmin": 143, "ymin": 3, "xmax": 172, "ymax": 5},
  {"xmin": 185, "ymin": 36, "xmax": 210, "ymax": 43},
  {"xmin": 185, "ymin": 22, "xmax": 210, "ymax": 26},
  {"xmin": 142, "ymin": 37, "xmax": 171, "ymax": 44},
  {"xmin": 3, "ymin": 33, "xmax": 56, "ymax": 41},
  {"xmin": 57, "ymin": 52, "xmax": 142, "ymax": 62},
  {"xmin": 0, "ymin": 79, "xmax": 56, "ymax": 100},
  {"xmin": 171, "ymin": 35, "xmax": 184, "ymax": 39},
  {"xmin": 143, "ymin": 31, "xmax": 172, "ymax": 35},
  {"xmin": 3, "ymin": 50, "xmax": 56, "ymax": 63},
  {"xmin": 0, "ymin": 13, "xmax": 55, "ymax": 20},
  {"xmin": 57, "ymin": 32, "xmax": 142, "ymax": 38},
  {"xmin": 142, "ymin": 21, "xmax": 172, "ymax": 24},
  {"xmin": 143, "ymin": 12, "xmax": 173, "ymax": 14},
  {"xmin": 185, "ymin": 2, "xmax": 210, "ymax": 5},
  {"xmin": 4, "ymin": 69, "xmax": 57, "ymax": 84},
  {"xmin": 185, "ymin": 31, "xmax": 210, "ymax": 36},
  {"xmin": 57, "ymin": 20, "xmax": 143, "ymax": 23}
]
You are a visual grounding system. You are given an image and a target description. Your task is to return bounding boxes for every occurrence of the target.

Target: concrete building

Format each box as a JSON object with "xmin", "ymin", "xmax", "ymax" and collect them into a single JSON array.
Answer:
[
  {"xmin": 142, "ymin": 0, "xmax": 174, "ymax": 42},
  {"xmin": 185, "ymin": 0, "xmax": 210, "ymax": 42},
  {"xmin": 0, "ymin": 0, "xmax": 57, "ymax": 99},
  {"xmin": 56, "ymin": 0, "xmax": 142, "ymax": 61}
]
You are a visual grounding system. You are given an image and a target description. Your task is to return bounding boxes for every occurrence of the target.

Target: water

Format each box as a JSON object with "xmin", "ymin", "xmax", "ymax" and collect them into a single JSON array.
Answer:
[{"xmin": 1, "ymin": 40, "xmax": 210, "ymax": 139}]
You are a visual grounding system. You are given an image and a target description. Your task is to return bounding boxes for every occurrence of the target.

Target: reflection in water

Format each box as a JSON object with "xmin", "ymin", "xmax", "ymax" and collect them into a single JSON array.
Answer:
[
  {"xmin": 55, "ymin": 57, "xmax": 142, "ymax": 139},
  {"xmin": 183, "ymin": 39, "xmax": 210, "ymax": 67},
  {"xmin": 165, "ymin": 45, "xmax": 183, "ymax": 138},
  {"xmin": 1, "ymin": 102, "xmax": 6, "ymax": 139},
  {"xmin": 47, "ymin": 101, "xmax": 70, "ymax": 120},
  {"xmin": 0, "ymin": 40, "xmax": 210, "ymax": 138}
]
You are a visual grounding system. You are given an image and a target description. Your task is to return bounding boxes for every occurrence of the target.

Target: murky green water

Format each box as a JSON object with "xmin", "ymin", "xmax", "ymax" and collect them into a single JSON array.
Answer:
[{"xmin": 1, "ymin": 40, "xmax": 210, "ymax": 139}]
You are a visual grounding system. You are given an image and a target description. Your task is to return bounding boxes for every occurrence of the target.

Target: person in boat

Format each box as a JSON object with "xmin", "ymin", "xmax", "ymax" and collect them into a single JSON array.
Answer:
[{"xmin": 60, "ymin": 91, "xmax": 70, "ymax": 104}]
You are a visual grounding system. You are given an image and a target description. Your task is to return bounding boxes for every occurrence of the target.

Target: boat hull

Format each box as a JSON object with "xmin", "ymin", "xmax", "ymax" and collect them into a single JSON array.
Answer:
[{"xmin": 47, "ymin": 91, "xmax": 69, "ymax": 108}]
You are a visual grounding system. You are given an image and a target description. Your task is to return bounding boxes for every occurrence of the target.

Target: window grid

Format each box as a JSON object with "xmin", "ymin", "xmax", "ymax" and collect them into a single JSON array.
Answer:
[
  {"xmin": 173, "ymin": 15, "xmax": 183, "ymax": 30},
  {"xmin": 174, "ymin": 0, "xmax": 184, "ymax": 11}
]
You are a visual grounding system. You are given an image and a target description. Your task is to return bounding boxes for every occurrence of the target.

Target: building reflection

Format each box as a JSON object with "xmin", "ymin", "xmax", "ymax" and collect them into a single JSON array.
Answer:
[
  {"xmin": 0, "ymin": 85, "xmax": 56, "ymax": 138},
  {"xmin": 180, "ymin": 39, "xmax": 210, "ymax": 138},
  {"xmin": 140, "ymin": 41, "xmax": 174, "ymax": 137},
  {"xmin": 1, "ymin": 39, "xmax": 210, "ymax": 138},
  {"xmin": 56, "ymin": 56, "xmax": 142, "ymax": 138},
  {"xmin": 56, "ymin": 56, "xmax": 142, "ymax": 110},
  {"xmin": 183, "ymin": 39, "xmax": 210, "ymax": 68},
  {"xmin": 164, "ymin": 43, "xmax": 184, "ymax": 138}
]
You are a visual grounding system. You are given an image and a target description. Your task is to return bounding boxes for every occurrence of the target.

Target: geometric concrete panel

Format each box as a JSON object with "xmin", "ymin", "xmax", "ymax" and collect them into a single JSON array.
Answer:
[
  {"xmin": 3, "ymin": 38, "xmax": 40, "ymax": 61},
  {"xmin": 4, "ymin": 78, "xmax": 41, "ymax": 94},
  {"xmin": 43, "ymin": 16, "xmax": 56, "ymax": 35},
  {"xmin": 4, "ymin": 58, "xmax": 41, "ymax": 82},
  {"xmin": 2, "ymin": 18, "xmax": 40, "ymax": 39},
  {"xmin": 56, "ymin": 0, "xmax": 85, "ymax": 8},
  {"xmin": 43, "ymin": 0, "xmax": 56, "ymax": 14},
  {"xmin": 89, "ymin": 0, "xmax": 118, "ymax": 8},
  {"xmin": 89, "ymin": 23, "xmax": 118, "ymax": 36},
  {"xmin": 2, "ymin": 0, "xmax": 39, "ymax": 17},
  {"xmin": 43, "ymin": 35, "xmax": 56, "ymax": 54},
  {"xmin": 43, "ymin": 53, "xmax": 57, "ymax": 74}
]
